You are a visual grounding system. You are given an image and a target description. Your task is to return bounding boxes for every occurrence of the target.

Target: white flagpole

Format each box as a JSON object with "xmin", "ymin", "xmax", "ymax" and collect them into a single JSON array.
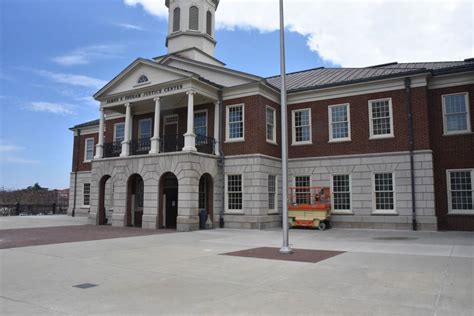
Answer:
[{"xmin": 279, "ymin": 0, "xmax": 292, "ymax": 254}]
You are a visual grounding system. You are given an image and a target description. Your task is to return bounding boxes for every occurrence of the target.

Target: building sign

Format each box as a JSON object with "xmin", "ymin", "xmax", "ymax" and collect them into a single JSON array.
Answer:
[{"xmin": 105, "ymin": 84, "xmax": 184, "ymax": 105}]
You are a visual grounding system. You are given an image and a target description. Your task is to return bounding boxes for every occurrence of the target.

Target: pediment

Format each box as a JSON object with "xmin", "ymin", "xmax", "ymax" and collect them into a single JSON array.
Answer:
[{"xmin": 94, "ymin": 59, "xmax": 193, "ymax": 99}]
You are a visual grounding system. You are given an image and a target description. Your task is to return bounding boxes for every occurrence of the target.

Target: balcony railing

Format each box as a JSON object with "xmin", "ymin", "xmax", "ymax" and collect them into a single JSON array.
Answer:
[
  {"xmin": 131, "ymin": 138, "xmax": 151, "ymax": 156},
  {"xmin": 104, "ymin": 141, "xmax": 122, "ymax": 158},
  {"xmin": 160, "ymin": 134, "xmax": 184, "ymax": 153},
  {"xmin": 196, "ymin": 134, "xmax": 215, "ymax": 155}
]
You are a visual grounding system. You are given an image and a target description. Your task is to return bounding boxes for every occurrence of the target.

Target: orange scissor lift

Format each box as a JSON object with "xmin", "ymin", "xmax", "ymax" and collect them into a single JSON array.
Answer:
[{"xmin": 288, "ymin": 187, "xmax": 332, "ymax": 231}]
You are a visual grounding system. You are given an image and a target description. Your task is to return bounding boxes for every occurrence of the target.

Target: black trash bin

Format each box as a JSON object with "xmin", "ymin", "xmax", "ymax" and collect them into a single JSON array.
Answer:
[{"xmin": 199, "ymin": 209, "xmax": 208, "ymax": 229}]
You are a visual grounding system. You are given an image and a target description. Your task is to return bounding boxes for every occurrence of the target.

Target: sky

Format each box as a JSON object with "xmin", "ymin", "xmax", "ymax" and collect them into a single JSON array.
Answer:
[{"xmin": 0, "ymin": 0, "xmax": 472, "ymax": 190}]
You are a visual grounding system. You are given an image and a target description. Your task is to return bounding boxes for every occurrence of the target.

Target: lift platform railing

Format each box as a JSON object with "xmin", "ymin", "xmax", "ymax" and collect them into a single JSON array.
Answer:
[{"xmin": 288, "ymin": 186, "xmax": 331, "ymax": 210}]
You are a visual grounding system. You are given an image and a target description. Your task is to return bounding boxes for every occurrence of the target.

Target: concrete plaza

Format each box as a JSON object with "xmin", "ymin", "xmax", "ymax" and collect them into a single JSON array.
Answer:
[{"xmin": 1, "ymin": 216, "xmax": 473, "ymax": 315}]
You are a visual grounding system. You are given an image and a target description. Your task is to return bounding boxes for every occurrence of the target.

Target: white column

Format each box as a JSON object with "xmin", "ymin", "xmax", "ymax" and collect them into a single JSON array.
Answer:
[
  {"xmin": 120, "ymin": 103, "xmax": 131, "ymax": 157},
  {"xmin": 183, "ymin": 90, "xmax": 196, "ymax": 151},
  {"xmin": 213, "ymin": 100, "xmax": 220, "ymax": 155},
  {"xmin": 94, "ymin": 107, "xmax": 105, "ymax": 159},
  {"xmin": 149, "ymin": 97, "xmax": 161, "ymax": 154}
]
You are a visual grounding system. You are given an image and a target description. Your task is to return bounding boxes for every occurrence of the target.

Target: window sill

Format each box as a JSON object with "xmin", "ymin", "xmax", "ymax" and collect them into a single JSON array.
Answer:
[
  {"xmin": 448, "ymin": 211, "xmax": 474, "ymax": 215},
  {"xmin": 266, "ymin": 140, "xmax": 278, "ymax": 146},
  {"xmin": 225, "ymin": 138, "xmax": 245, "ymax": 143},
  {"xmin": 371, "ymin": 210, "xmax": 398, "ymax": 215},
  {"xmin": 443, "ymin": 131, "xmax": 473, "ymax": 137},
  {"xmin": 291, "ymin": 141, "xmax": 312, "ymax": 146},
  {"xmin": 331, "ymin": 210, "xmax": 354, "ymax": 215},
  {"xmin": 224, "ymin": 210, "xmax": 244, "ymax": 215},
  {"xmin": 328, "ymin": 139, "xmax": 351, "ymax": 144},
  {"xmin": 83, "ymin": 160, "xmax": 92, "ymax": 163},
  {"xmin": 369, "ymin": 135, "xmax": 395, "ymax": 140}
]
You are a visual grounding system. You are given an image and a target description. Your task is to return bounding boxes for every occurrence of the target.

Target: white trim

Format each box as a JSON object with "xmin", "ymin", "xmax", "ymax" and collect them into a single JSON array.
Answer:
[
  {"xmin": 267, "ymin": 174, "xmax": 278, "ymax": 214},
  {"xmin": 291, "ymin": 108, "xmax": 312, "ymax": 145},
  {"xmin": 113, "ymin": 122, "xmax": 125, "ymax": 142},
  {"xmin": 193, "ymin": 109, "xmax": 208, "ymax": 136},
  {"xmin": 84, "ymin": 138, "xmax": 95, "ymax": 162},
  {"xmin": 138, "ymin": 118, "xmax": 153, "ymax": 139},
  {"xmin": 330, "ymin": 174, "xmax": 353, "ymax": 215},
  {"xmin": 266, "ymin": 105, "xmax": 277, "ymax": 144},
  {"xmin": 446, "ymin": 169, "xmax": 474, "ymax": 215},
  {"xmin": 224, "ymin": 173, "xmax": 244, "ymax": 214},
  {"xmin": 428, "ymin": 72, "xmax": 474, "ymax": 90},
  {"xmin": 328, "ymin": 103, "xmax": 351, "ymax": 142},
  {"xmin": 371, "ymin": 172, "xmax": 397, "ymax": 215},
  {"xmin": 368, "ymin": 98, "xmax": 394, "ymax": 139},
  {"xmin": 225, "ymin": 103, "xmax": 245, "ymax": 142},
  {"xmin": 82, "ymin": 183, "xmax": 91, "ymax": 207},
  {"xmin": 442, "ymin": 92, "xmax": 471, "ymax": 135}
]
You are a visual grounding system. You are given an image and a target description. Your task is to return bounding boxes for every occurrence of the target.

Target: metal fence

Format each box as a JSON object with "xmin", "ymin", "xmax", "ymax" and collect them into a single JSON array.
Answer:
[{"xmin": 0, "ymin": 203, "xmax": 68, "ymax": 216}]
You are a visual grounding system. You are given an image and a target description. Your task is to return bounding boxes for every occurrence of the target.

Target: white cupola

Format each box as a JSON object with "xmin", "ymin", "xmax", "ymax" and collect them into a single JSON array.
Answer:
[{"xmin": 165, "ymin": 0, "xmax": 219, "ymax": 57}]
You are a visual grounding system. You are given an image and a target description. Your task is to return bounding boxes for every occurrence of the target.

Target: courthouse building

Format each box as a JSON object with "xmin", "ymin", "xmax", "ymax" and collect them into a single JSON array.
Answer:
[{"xmin": 68, "ymin": 0, "xmax": 474, "ymax": 231}]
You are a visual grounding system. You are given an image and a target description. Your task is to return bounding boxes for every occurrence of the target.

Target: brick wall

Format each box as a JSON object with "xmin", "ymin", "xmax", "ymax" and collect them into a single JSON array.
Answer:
[
  {"xmin": 71, "ymin": 132, "xmax": 98, "ymax": 172},
  {"xmin": 286, "ymin": 87, "xmax": 431, "ymax": 159},
  {"xmin": 428, "ymin": 84, "xmax": 474, "ymax": 231}
]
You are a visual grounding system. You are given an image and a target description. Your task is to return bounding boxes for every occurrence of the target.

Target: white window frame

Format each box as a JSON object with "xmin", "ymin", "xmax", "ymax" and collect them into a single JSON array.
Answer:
[
  {"xmin": 225, "ymin": 174, "xmax": 244, "ymax": 213},
  {"xmin": 113, "ymin": 122, "xmax": 125, "ymax": 143},
  {"xmin": 446, "ymin": 169, "xmax": 474, "ymax": 214},
  {"xmin": 82, "ymin": 183, "xmax": 91, "ymax": 207},
  {"xmin": 291, "ymin": 108, "xmax": 312, "ymax": 145},
  {"xmin": 138, "ymin": 118, "xmax": 152, "ymax": 139},
  {"xmin": 368, "ymin": 98, "xmax": 394, "ymax": 139},
  {"xmin": 328, "ymin": 103, "xmax": 351, "ymax": 142},
  {"xmin": 372, "ymin": 172, "xmax": 397, "ymax": 215},
  {"xmin": 225, "ymin": 104, "xmax": 245, "ymax": 142},
  {"xmin": 293, "ymin": 175, "xmax": 311, "ymax": 204},
  {"xmin": 194, "ymin": 109, "xmax": 208, "ymax": 137},
  {"xmin": 84, "ymin": 138, "xmax": 94, "ymax": 162},
  {"xmin": 268, "ymin": 175, "xmax": 278, "ymax": 214},
  {"xmin": 266, "ymin": 106, "xmax": 277, "ymax": 144},
  {"xmin": 330, "ymin": 174, "xmax": 352, "ymax": 214},
  {"xmin": 442, "ymin": 92, "xmax": 471, "ymax": 135}
]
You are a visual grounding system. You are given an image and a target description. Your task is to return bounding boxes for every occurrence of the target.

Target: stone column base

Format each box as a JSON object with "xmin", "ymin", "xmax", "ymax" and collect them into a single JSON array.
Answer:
[
  {"xmin": 177, "ymin": 215, "xmax": 199, "ymax": 232},
  {"xmin": 142, "ymin": 214, "xmax": 158, "ymax": 230}
]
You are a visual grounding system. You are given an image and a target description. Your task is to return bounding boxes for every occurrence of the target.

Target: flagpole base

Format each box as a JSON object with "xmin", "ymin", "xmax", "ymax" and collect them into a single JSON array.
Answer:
[{"xmin": 279, "ymin": 246, "xmax": 293, "ymax": 254}]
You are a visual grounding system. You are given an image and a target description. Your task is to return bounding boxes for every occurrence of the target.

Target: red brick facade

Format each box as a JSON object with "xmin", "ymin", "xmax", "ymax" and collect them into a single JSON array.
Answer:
[
  {"xmin": 71, "ymin": 133, "xmax": 98, "ymax": 172},
  {"xmin": 428, "ymin": 84, "xmax": 474, "ymax": 231}
]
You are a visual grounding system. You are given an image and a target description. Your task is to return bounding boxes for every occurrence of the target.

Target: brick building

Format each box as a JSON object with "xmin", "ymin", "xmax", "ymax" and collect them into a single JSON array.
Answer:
[{"xmin": 68, "ymin": 0, "xmax": 474, "ymax": 231}]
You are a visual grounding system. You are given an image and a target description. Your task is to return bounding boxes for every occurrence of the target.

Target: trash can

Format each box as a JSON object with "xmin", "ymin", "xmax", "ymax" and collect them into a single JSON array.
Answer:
[{"xmin": 199, "ymin": 209, "xmax": 208, "ymax": 229}]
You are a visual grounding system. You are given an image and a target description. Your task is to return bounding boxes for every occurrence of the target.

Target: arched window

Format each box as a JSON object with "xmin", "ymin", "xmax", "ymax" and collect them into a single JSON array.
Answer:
[
  {"xmin": 206, "ymin": 11, "xmax": 212, "ymax": 35},
  {"xmin": 189, "ymin": 6, "xmax": 199, "ymax": 30},
  {"xmin": 137, "ymin": 75, "xmax": 148, "ymax": 84},
  {"xmin": 173, "ymin": 7, "xmax": 180, "ymax": 32}
]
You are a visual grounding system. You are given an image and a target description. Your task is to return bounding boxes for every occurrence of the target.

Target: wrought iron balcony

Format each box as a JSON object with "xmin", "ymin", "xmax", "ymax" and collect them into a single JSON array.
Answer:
[
  {"xmin": 104, "ymin": 141, "xmax": 122, "ymax": 158},
  {"xmin": 160, "ymin": 134, "xmax": 184, "ymax": 153},
  {"xmin": 131, "ymin": 138, "xmax": 151, "ymax": 156},
  {"xmin": 196, "ymin": 134, "xmax": 215, "ymax": 155}
]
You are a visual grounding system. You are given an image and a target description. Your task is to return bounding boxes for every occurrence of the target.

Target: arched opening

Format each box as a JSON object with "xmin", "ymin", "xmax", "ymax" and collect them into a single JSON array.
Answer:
[
  {"xmin": 199, "ymin": 173, "xmax": 213, "ymax": 229},
  {"xmin": 206, "ymin": 11, "xmax": 212, "ymax": 36},
  {"xmin": 126, "ymin": 174, "xmax": 144, "ymax": 228},
  {"xmin": 98, "ymin": 175, "xmax": 111, "ymax": 225},
  {"xmin": 173, "ymin": 7, "xmax": 180, "ymax": 32},
  {"xmin": 189, "ymin": 6, "xmax": 199, "ymax": 30},
  {"xmin": 159, "ymin": 172, "xmax": 179, "ymax": 229}
]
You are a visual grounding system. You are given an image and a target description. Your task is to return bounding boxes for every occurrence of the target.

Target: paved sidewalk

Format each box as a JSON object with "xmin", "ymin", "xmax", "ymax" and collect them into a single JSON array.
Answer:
[
  {"xmin": 1, "ymin": 219, "xmax": 473, "ymax": 315},
  {"xmin": 0, "ymin": 215, "xmax": 88, "ymax": 230}
]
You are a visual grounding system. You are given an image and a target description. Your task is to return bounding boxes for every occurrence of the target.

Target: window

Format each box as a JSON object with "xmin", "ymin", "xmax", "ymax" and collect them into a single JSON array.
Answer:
[
  {"xmin": 266, "ymin": 106, "xmax": 276, "ymax": 143},
  {"xmin": 189, "ymin": 6, "xmax": 199, "ymax": 30},
  {"xmin": 194, "ymin": 111, "xmax": 207, "ymax": 136},
  {"xmin": 329, "ymin": 104, "xmax": 350, "ymax": 141},
  {"xmin": 114, "ymin": 123, "xmax": 125, "ymax": 143},
  {"xmin": 84, "ymin": 138, "xmax": 94, "ymax": 161},
  {"xmin": 226, "ymin": 174, "xmax": 243, "ymax": 212},
  {"xmin": 268, "ymin": 175, "xmax": 277, "ymax": 212},
  {"xmin": 373, "ymin": 173, "xmax": 395, "ymax": 213},
  {"xmin": 137, "ymin": 75, "xmax": 148, "ymax": 84},
  {"xmin": 226, "ymin": 104, "xmax": 244, "ymax": 141},
  {"xmin": 295, "ymin": 176, "xmax": 310, "ymax": 204},
  {"xmin": 442, "ymin": 93, "xmax": 471, "ymax": 135},
  {"xmin": 447, "ymin": 170, "xmax": 473, "ymax": 214},
  {"xmin": 292, "ymin": 109, "xmax": 311, "ymax": 144},
  {"xmin": 332, "ymin": 174, "xmax": 351, "ymax": 212},
  {"xmin": 173, "ymin": 7, "xmax": 181, "ymax": 32},
  {"xmin": 83, "ymin": 183, "xmax": 91, "ymax": 206},
  {"xmin": 369, "ymin": 98, "xmax": 394, "ymax": 138},
  {"xmin": 206, "ymin": 11, "xmax": 212, "ymax": 35},
  {"xmin": 138, "ymin": 119, "xmax": 152, "ymax": 139}
]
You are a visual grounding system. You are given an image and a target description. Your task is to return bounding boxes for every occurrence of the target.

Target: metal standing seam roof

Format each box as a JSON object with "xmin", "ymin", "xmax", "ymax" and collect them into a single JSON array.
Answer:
[{"xmin": 70, "ymin": 119, "xmax": 100, "ymax": 130}]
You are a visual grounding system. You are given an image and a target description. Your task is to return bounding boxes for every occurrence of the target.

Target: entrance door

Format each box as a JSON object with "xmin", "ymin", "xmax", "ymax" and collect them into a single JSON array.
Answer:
[
  {"xmin": 165, "ymin": 187, "xmax": 178, "ymax": 228},
  {"xmin": 163, "ymin": 115, "xmax": 178, "ymax": 152}
]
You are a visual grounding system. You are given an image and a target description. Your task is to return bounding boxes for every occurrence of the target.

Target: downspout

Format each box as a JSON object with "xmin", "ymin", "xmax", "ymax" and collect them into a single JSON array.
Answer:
[
  {"xmin": 72, "ymin": 128, "xmax": 81, "ymax": 217},
  {"xmin": 218, "ymin": 89, "xmax": 225, "ymax": 228},
  {"xmin": 404, "ymin": 77, "xmax": 417, "ymax": 231}
]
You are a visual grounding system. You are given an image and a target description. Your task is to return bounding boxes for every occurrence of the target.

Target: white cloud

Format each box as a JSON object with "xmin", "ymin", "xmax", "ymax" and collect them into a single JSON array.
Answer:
[
  {"xmin": 0, "ymin": 141, "xmax": 39, "ymax": 164},
  {"xmin": 115, "ymin": 23, "xmax": 147, "ymax": 31},
  {"xmin": 29, "ymin": 102, "xmax": 75, "ymax": 115},
  {"xmin": 52, "ymin": 44, "xmax": 124, "ymax": 66},
  {"xmin": 0, "ymin": 144, "xmax": 24, "ymax": 153},
  {"xmin": 124, "ymin": 0, "xmax": 473, "ymax": 67},
  {"xmin": 0, "ymin": 156, "xmax": 40, "ymax": 164},
  {"xmin": 36, "ymin": 70, "xmax": 107, "ymax": 89}
]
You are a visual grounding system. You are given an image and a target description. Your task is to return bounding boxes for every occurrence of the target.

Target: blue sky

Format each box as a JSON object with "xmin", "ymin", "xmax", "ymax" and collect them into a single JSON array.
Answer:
[{"xmin": 0, "ymin": 0, "xmax": 336, "ymax": 190}]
